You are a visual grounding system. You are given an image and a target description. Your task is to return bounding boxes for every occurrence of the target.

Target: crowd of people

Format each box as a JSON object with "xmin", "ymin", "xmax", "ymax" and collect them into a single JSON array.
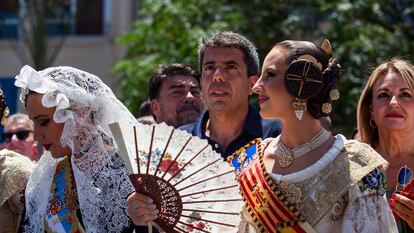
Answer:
[{"xmin": 0, "ymin": 30, "xmax": 413, "ymax": 233}]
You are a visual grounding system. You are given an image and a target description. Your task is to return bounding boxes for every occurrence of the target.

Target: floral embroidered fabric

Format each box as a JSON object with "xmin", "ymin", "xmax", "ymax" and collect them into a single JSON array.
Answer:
[{"xmin": 358, "ymin": 168, "xmax": 387, "ymax": 196}]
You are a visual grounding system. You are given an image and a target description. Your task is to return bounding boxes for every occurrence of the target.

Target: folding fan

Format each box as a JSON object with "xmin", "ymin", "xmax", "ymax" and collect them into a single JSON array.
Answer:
[{"xmin": 109, "ymin": 122, "xmax": 243, "ymax": 233}]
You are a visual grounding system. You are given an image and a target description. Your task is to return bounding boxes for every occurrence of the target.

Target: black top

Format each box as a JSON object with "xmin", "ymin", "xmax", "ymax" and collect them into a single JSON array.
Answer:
[{"xmin": 179, "ymin": 107, "xmax": 282, "ymax": 160}]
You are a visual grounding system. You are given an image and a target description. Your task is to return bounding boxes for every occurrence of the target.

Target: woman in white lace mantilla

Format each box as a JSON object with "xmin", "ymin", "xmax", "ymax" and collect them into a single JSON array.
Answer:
[
  {"xmin": 229, "ymin": 40, "xmax": 398, "ymax": 232},
  {"xmin": 14, "ymin": 65, "xmax": 138, "ymax": 233}
]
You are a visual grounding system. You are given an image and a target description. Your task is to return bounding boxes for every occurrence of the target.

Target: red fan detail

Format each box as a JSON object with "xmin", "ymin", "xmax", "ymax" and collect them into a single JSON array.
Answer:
[{"xmin": 109, "ymin": 122, "xmax": 243, "ymax": 233}]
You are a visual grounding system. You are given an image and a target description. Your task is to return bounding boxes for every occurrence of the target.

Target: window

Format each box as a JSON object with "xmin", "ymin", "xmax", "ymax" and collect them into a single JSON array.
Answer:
[{"xmin": 0, "ymin": 0, "xmax": 104, "ymax": 39}]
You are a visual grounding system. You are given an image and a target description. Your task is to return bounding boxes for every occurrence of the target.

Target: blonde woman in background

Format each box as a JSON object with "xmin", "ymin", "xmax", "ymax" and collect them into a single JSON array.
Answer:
[{"xmin": 358, "ymin": 58, "xmax": 414, "ymax": 232}]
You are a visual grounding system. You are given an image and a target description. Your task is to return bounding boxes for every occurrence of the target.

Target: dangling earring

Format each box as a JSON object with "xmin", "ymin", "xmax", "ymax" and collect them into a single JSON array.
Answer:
[
  {"xmin": 369, "ymin": 119, "xmax": 377, "ymax": 128},
  {"xmin": 292, "ymin": 98, "xmax": 307, "ymax": 120}
]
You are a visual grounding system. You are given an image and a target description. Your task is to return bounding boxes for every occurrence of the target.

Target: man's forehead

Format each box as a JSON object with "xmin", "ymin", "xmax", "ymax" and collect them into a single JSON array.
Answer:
[
  {"xmin": 166, "ymin": 75, "xmax": 200, "ymax": 87},
  {"xmin": 202, "ymin": 47, "xmax": 245, "ymax": 64}
]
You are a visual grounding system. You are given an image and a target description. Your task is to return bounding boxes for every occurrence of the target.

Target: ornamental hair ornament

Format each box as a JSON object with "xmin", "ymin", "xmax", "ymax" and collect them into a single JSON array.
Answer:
[
  {"xmin": 320, "ymin": 40, "xmax": 340, "ymax": 115},
  {"xmin": 330, "ymin": 89, "xmax": 340, "ymax": 100},
  {"xmin": 321, "ymin": 39, "xmax": 333, "ymax": 58},
  {"xmin": 296, "ymin": 55, "xmax": 322, "ymax": 71},
  {"xmin": 284, "ymin": 57, "xmax": 324, "ymax": 99},
  {"xmin": 321, "ymin": 103, "xmax": 332, "ymax": 114}
]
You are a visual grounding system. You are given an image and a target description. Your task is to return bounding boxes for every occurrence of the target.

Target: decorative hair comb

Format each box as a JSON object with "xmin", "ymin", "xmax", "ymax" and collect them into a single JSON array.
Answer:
[
  {"xmin": 320, "ymin": 39, "xmax": 340, "ymax": 114},
  {"xmin": 321, "ymin": 39, "xmax": 333, "ymax": 58}
]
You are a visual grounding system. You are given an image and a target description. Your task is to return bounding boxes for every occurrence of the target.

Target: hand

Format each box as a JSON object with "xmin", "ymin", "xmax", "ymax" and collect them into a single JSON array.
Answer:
[
  {"xmin": 126, "ymin": 192, "xmax": 159, "ymax": 226},
  {"xmin": 391, "ymin": 194, "xmax": 414, "ymax": 229}
]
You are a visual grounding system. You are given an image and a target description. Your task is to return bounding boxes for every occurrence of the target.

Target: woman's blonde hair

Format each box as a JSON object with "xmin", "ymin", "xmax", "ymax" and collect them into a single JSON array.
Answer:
[{"xmin": 357, "ymin": 58, "xmax": 414, "ymax": 148}]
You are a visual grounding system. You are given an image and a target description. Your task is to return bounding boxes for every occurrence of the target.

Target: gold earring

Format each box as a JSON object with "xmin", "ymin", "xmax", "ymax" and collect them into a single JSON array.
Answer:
[
  {"xmin": 369, "ymin": 119, "xmax": 377, "ymax": 128},
  {"xmin": 292, "ymin": 98, "xmax": 307, "ymax": 120}
]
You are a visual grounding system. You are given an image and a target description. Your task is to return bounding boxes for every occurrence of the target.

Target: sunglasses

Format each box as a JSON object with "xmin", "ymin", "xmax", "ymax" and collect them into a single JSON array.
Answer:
[
  {"xmin": 2, "ymin": 130, "xmax": 32, "ymax": 142},
  {"xmin": 395, "ymin": 165, "xmax": 413, "ymax": 193}
]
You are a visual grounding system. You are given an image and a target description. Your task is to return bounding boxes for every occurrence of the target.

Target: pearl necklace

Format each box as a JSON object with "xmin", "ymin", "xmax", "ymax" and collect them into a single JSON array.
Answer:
[{"xmin": 272, "ymin": 128, "xmax": 331, "ymax": 168}]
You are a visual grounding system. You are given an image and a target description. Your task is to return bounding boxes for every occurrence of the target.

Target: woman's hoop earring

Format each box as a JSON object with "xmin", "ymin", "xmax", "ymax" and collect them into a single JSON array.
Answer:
[{"xmin": 369, "ymin": 119, "xmax": 377, "ymax": 128}]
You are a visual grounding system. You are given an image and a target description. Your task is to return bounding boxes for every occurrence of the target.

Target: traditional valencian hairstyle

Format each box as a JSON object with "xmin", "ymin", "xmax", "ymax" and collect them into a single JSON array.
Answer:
[
  {"xmin": 357, "ymin": 58, "xmax": 414, "ymax": 148},
  {"xmin": 274, "ymin": 39, "xmax": 341, "ymax": 120},
  {"xmin": 15, "ymin": 65, "xmax": 136, "ymax": 232}
]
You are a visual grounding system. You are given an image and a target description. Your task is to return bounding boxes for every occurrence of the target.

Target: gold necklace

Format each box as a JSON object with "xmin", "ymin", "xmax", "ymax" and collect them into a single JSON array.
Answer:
[{"xmin": 272, "ymin": 128, "xmax": 331, "ymax": 168}]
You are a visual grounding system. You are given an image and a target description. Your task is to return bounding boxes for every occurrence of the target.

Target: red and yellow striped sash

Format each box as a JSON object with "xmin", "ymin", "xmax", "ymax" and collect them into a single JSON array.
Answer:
[{"xmin": 234, "ymin": 140, "xmax": 315, "ymax": 233}]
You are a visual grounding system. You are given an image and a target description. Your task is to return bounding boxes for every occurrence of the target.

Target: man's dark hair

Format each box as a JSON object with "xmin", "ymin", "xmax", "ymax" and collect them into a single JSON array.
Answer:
[
  {"xmin": 198, "ymin": 31, "xmax": 260, "ymax": 77},
  {"xmin": 148, "ymin": 63, "xmax": 200, "ymax": 100},
  {"xmin": 138, "ymin": 100, "xmax": 152, "ymax": 117}
]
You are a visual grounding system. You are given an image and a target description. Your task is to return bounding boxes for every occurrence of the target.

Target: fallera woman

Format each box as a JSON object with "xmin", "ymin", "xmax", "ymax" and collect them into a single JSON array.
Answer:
[{"xmin": 229, "ymin": 40, "xmax": 398, "ymax": 233}]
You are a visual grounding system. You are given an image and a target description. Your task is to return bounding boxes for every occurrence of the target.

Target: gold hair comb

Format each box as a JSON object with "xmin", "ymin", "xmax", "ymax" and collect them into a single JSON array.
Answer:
[{"xmin": 321, "ymin": 39, "xmax": 333, "ymax": 58}]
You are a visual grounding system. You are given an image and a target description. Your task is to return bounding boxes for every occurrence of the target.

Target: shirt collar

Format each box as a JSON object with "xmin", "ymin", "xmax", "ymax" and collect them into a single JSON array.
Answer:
[
  {"xmin": 196, "ymin": 106, "xmax": 262, "ymax": 138},
  {"xmin": 243, "ymin": 106, "xmax": 262, "ymax": 137}
]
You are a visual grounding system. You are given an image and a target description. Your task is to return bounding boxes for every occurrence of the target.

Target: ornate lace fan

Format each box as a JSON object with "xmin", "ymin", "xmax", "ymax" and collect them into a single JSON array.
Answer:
[{"xmin": 109, "ymin": 122, "xmax": 243, "ymax": 233}]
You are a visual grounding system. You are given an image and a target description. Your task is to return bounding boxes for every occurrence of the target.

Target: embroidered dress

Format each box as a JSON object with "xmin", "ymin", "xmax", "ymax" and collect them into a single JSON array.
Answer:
[
  {"xmin": 229, "ymin": 135, "xmax": 398, "ymax": 233},
  {"xmin": 0, "ymin": 149, "xmax": 33, "ymax": 233}
]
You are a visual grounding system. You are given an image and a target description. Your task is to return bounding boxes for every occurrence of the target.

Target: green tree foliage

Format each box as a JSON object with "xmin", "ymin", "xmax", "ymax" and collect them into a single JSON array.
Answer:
[
  {"xmin": 317, "ymin": 0, "xmax": 414, "ymax": 135},
  {"xmin": 115, "ymin": 0, "xmax": 414, "ymax": 135},
  {"xmin": 112, "ymin": 0, "xmax": 243, "ymax": 115}
]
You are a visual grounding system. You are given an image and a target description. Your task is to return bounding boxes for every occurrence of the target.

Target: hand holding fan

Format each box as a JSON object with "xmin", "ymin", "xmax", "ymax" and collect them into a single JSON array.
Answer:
[
  {"xmin": 109, "ymin": 122, "xmax": 243, "ymax": 233},
  {"xmin": 389, "ymin": 165, "xmax": 414, "ymax": 221}
]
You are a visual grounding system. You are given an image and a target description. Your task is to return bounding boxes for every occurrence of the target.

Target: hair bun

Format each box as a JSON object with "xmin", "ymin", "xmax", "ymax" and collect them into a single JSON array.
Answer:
[{"xmin": 284, "ymin": 58, "xmax": 324, "ymax": 99}]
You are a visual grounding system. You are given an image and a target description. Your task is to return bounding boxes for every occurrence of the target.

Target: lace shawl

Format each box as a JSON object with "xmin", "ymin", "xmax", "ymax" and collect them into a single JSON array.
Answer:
[{"xmin": 15, "ymin": 65, "xmax": 136, "ymax": 233}]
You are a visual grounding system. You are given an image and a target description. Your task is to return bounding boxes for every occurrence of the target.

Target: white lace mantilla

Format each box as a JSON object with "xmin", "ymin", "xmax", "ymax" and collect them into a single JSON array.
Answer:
[
  {"xmin": 15, "ymin": 65, "xmax": 137, "ymax": 233},
  {"xmin": 25, "ymin": 151, "xmax": 134, "ymax": 233}
]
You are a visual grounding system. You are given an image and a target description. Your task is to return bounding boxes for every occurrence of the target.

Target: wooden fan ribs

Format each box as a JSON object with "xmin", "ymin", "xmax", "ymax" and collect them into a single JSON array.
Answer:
[
  {"xmin": 146, "ymin": 125, "xmax": 156, "ymax": 174},
  {"xmin": 173, "ymin": 158, "xmax": 222, "ymax": 187},
  {"xmin": 161, "ymin": 136, "xmax": 192, "ymax": 180},
  {"xmin": 133, "ymin": 126, "xmax": 140, "ymax": 174},
  {"xmin": 182, "ymin": 209, "xmax": 239, "ymax": 215},
  {"xmin": 126, "ymin": 124, "xmax": 242, "ymax": 232},
  {"xmin": 177, "ymin": 170, "xmax": 233, "ymax": 192},
  {"xmin": 154, "ymin": 128, "xmax": 174, "ymax": 175},
  {"xmin": 129, "ymin": 174, "xmax": 183, "ymax": 231},
  {"xmin": 167, "ymin": 144, "xmax": 209, "ymax": 183},
  {"xmin": 180, "ymin": 184, "xmax": 238, "ymax": 198},
  {"xmin": 180, "ymin": 215, "xmax": 237, "ymax": 228}
]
